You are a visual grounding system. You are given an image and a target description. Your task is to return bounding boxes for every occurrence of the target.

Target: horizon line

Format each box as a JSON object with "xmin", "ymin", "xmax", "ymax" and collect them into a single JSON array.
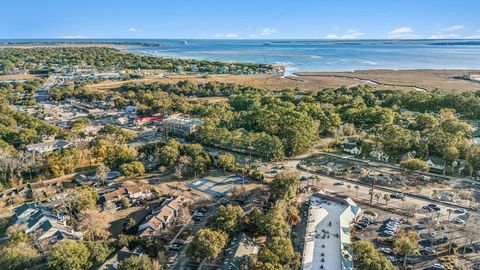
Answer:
[{"xmin": 1, "ymin": 38, "xmax": 480, "ymax": 41}]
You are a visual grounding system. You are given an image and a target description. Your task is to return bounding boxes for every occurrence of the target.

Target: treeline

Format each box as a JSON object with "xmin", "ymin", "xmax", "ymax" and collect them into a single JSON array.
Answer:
[
  {"xmin": 117, "ymin": 80, "xmax": 266, "ymax": 97},
  {"xmin": 381, "ymin": 90, "xmax": 480, "ymax": 119},
  {"xmin": 0, "ymin": 47, "xmax": 272, "ymax": 74},
  {"xmin": 48, "ymin": 82, "xmax": 480, "ymax": 166}
]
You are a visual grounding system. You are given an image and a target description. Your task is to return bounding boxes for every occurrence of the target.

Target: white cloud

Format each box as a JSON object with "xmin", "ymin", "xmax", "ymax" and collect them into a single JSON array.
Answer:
[
  {"xmin": 60, "ymin": 35, "xmax": 87, "ymax": 39},
  {"xmin": 429, "ymin": 33, "xmax": 460, "ymax": 39},
  {"xmin": 128, "ymin": 27, "xmax": 139, "ymax": 32},
  {"xmin": 259, "ymin": 27, "xmax": 277, "ymax": 36},
  {"xmin": 441, "ymin": 25, "xmax": 465, "ymax": 32},
  {"xmin": 249, "ymin": 27, "xmax": 278, "ymax": 38},
  {"xmin": 325, "ymin": 29, "xmax": 364, "ymax": 39},
  {"xmin": 213, "ymin": 33, "xmax": 239, "ymax": 38},
  {"xmin": 466, "ymin": 34, "xmax": 480, "ymax": 39},
  {"xmin": 387, "ymin": 27, "xmax": 419, "ymax": 39},
  {"xmin": 325, "ymin": 34, "xmax": 339, "ymax": 39}
]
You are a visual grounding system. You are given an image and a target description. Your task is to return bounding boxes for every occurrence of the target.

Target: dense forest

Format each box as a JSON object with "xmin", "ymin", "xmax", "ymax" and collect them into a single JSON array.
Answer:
[
  {"xmin": 46, "ymin": 82, "xmax": 480, "ymax": 168},
  {"xmin": 0, "ymin": 80, "xmax": 42, "ymax": 106},
  {"xmin": 0, "ymin": 47, "xmax": 273, "ymax": 74}
]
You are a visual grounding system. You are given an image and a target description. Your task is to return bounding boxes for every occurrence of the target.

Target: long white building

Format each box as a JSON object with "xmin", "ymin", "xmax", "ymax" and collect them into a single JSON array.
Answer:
[{"xmin": 302, "ymin": 193, "xmax": 361, "ymax": 270}]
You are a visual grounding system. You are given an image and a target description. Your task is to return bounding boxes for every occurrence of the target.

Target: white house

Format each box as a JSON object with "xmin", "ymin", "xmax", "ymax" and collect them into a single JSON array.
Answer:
[
  {"xmin": 342, "ymin": 142, "xmax": 360, "ymax": 155},
  {"xmin": 425, "ymin": 157, "xmax": 446, "ymax": 174},
  {"xmin": 369, "ymin": 150, "xmax": 390, "ymax": 162},
  {"xmin": 25, "ymin": 140, "xmax": 72, "ymax": 154}
]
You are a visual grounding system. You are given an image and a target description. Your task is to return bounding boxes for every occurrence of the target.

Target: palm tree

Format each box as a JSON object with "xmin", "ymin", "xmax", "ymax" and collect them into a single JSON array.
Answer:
[
  {"xmin": 446, "ymin": 209, "xmax": 453, "ymax": 223},
  {"xmin": 383, "ymin": 194, "xmax": 391, "ymax": 205},
  {"xmin": 368, "ymin": 190, "xmax": 374, "ymax": 205},
  {"xmin": 375, "ymin": 193, "xmax": 382, "ymax": 204},
  {"xmin": 401, "ymin": 197, "xmax": 406, "ymax": 210},
  {"xmin": 354, "ymin": 185, "xmax": 360, "ymax": 197},
  {"xmin": 394, "ymin": 231, "xmax": 420, "ymax": 268},
  {"xmin": 369, "ymin": 178, "xmax": 377, "ymax": 205},
  {"xmin": 346, "ymin": 184, "xmax": 352, "ymax": 194}
]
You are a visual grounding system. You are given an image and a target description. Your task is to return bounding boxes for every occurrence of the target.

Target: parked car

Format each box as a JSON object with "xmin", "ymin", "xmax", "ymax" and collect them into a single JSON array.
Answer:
[
  {"xmin": 414, "ymin": 224, "xmax": 427, "ymax": 231},
  {"xmin": 379, "ymin": 247, "xmax": 392, "ymax": 254},
  {"xmin": 423, "ymin": 204, "xmax": 440, "ymax": 211},
  {"xmin": 386, "ymin": 255, "xmax": 397, "ymax": 264},
  {"xmin": 167, "ymin": 251, "xmax": 178, "ymax": 264},
  {"xmin": 454, "ymin": 217, "xmax": 466, "ymax": 224},
  {"xmin": 392, "ymin": 193, "xmax": 405, "ymax": 199},
  {"xmin": 454, "ymin": 208, "xmax": 467, "ymax": 214},
  {"xmin": 169, "ymin": 243, "xmax": 183, "ymax": 251},
  {"xmin": 422, "ymin": 246, "xmax": 436, "ymax": 255},
  {"xmin": 432, "ymin": 263, "xmax": 445, "ymax": 270},
  {"xmin": 382, "ymin": 230, "xmax": 396, "ymax": 237},
  {"xmin": 106, "ymin": 171, "xmax": 121, "ymax": 180},
  {"xmin": 334, "ymin": 181, "xmax": 345, "ymax": 185},
  {"xmin": 354, "ymin": 224, "xmax": 365, "ymax": 230}
]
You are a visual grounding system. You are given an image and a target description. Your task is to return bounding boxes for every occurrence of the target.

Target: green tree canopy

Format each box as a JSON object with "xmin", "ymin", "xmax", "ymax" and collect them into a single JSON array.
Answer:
[
  {"xmin": 206, "ymin": 204, "xmax": 245, "ymax": 235},
  {"xmin": 47, "ymin": 240, "xmax": 91, "ymax": 270},
  {"xmin": 187, "ymin": 229, "xmax": 228, "ymax": 263},
  {"xmin": 353, "ymin": 241, "xmax": 395, "ymax": 270},
  {"xmin": 269, "ymin": 171, "xmax": 300, "ymax": 202}
]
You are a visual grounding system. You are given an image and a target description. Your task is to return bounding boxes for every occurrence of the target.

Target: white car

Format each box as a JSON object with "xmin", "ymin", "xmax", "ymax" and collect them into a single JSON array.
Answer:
[
  {"xmin": 455, "ymin": 208, "xmax": 467, "ymax": 214},
  {"xmin": 432, "ymin": 263, "xmax": 445, "ymax": 270},
  {"xmin": 454, "ymin": 217, "xmax": 466, "ymax": 224},
  {"xmin": 383, "ymin": 230, "xmax": 395, "ymax": 236},
  {"xmin": 379, "ymin": 247, "xmax": 392, "ymax": 254}
]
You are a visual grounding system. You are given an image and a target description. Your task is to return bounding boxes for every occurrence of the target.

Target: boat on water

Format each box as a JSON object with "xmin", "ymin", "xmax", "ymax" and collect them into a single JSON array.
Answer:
[{"xmin": 180, "ymin": 40, "xmax": 188, "ymax": 45}]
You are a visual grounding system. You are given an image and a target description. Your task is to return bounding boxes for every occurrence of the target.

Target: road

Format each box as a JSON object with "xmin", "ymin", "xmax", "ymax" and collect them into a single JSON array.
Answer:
[
  {"xmin": 169, "ymin": 202, "xmax": 221, "ymax": 270},
  {"xmin": 34, "ymin": 75, "xmax": 57, "ymax": 103}
]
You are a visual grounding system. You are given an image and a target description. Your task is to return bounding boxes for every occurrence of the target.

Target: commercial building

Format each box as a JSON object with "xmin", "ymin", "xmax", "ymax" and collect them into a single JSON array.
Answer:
[
  {"xmin": 158, "ymin": 114, "xmax": 203, "ymax": 136},
  {"xmin": 302, "ymin": 193, "xmax": 361, "ymax": 270}
]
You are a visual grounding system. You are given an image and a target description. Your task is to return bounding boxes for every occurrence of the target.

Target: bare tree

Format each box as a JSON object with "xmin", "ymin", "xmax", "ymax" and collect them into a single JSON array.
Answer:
[
  {"xmin": 174, "ymin": 155, "xmax": 192, "ymax": 179},
  {"xmin": 95, "ymin": 163, "xmax": 110, "ymax": 185}
]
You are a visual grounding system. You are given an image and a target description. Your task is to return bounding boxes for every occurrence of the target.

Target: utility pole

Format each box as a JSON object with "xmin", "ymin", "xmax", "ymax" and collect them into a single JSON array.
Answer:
[
  {"xmin": 164, "ymin": 125, "xmax": 168, "ymax": 142},
  {"xmin": 248, "ymin": 144, "xmax": 253, "ymax": 170},
  {"xmin": 369, "ymin": 178, "xmax": 376, "ymax": 205}
]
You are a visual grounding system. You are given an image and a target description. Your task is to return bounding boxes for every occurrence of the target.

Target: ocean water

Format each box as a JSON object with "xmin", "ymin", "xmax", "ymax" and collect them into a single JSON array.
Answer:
[
  {"xmin": 3, "ymin": 39, "xmax": 480, "ymax": 73},
  {"xmin": 124, "ymin": 39, "xmax": 480, "ymax": 73}
]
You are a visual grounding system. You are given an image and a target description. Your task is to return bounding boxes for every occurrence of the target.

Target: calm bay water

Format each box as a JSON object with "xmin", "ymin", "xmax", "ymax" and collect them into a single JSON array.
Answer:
[
  {"xmin": 125, "ymin": 39, "xmax": 480, "ymax": 73},
  {"xmin": 3, "ymin": 39, "xmax": 480, "ymax": 73}
]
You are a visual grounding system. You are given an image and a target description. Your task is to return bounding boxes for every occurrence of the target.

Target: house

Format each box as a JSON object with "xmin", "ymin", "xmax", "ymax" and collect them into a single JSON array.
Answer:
[
  {"xmin": 101, "ymin": 189, "xmax": 125, "ymax": 204},
  {"xmin": 125, "ymin": 185, "xmax": 153, "ymax": 202},
  {"xmin": 98, "ymin": 246, "xmax": 144, "ymax": 270},
  {"xmin": 27, "ymin": 181, "xmax": 58, "ymax": 199},
  {"xmin": 425, "ymin": 157, "xmax": 446, "ymax": 174},
  {"xmin": 452, "ymin": 159, "xmax": 469, "ymax": 174},
  {"xmin": 93, "ymin": 72, "xmax": 120, "ymax": 80},
  {"xmin": 11, "ymin": 203, "xmax": 82, "ymax": 249},
  {"xmin": 13, "ymin": 203, "xmax": 40, "ymax": 224},
  {"xmin": 342, "ymin": 142, "xmax": 360, "ymax": 155},
  {"xmin": 369, "ymin": 150, "xmax": 390, "ymax": 162},
  {"xmin": 137, "ymin": 196, "xmax": 187, "ymax": 237},
  {"xmin": 221, "ymin": 233, "xmax": 260, "ymax": 270},
  {"xmin": 125, "ymin": 106, "xmax": 138, "ymax": 114},
  {"xmin": 101, "ymin": 184, "xmax": 153, "ymax": 205},
  {"xmin": 34, "ymin": 222, "xmax": 83, "ymax": 250},
  {"xmin": 25, "ymin": 140, "xmax": 72, "ymax": 154},
  {"xmin": 116, "ymin": 116, "xmax": 129, "ymax": 126}
]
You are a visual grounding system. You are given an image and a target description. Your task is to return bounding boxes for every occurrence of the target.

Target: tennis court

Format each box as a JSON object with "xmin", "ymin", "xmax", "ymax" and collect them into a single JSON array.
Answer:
[{"xmin": 188, "ymin": 171, "xmax": 245, "ymax": 197}]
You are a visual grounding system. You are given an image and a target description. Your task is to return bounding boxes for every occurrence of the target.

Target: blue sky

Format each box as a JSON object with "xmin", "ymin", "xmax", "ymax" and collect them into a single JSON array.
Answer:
[{"xmin": 2, "ymin": 0, "xmax": 480, "ymax": 39}]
